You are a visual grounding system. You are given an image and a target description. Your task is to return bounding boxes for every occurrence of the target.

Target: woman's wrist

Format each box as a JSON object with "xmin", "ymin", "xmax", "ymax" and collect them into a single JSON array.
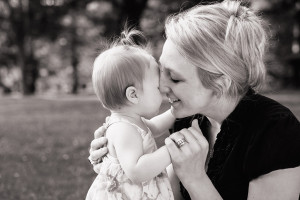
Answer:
[
  {"xmin": 182, "ymin": 173, "xmax": 222, "ymax": 200},
  {"xmin": 180, "ymin": 171, "xmax": 207, "ymax": 189}
]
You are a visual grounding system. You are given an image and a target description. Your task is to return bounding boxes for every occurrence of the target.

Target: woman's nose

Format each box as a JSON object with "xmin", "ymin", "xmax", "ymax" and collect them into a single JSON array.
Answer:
[{"xmin": 159, "ymin": 75, "xmax": 170, "ymax": 94}]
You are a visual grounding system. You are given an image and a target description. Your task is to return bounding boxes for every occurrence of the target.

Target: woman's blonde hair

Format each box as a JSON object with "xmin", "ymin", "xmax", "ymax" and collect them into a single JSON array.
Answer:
[
  {"xmin": 165, "ymin": 0, "xmax": 267, "ymax": 97},
  {"xmin": 92, "ymin": 29, "xmax": 153, "ymax": 110}
]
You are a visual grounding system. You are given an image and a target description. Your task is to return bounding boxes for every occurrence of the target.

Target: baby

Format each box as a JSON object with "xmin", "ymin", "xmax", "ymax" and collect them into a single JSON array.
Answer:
[{"xmin": 86, "ymin": 29, "xmax": 175, "ymax": 200}]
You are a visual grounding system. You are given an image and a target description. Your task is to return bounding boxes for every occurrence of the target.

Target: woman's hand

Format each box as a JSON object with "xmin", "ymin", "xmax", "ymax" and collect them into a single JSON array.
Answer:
[
  {"xmin": 165, "ymin": 119, "xmax": 209, "ymax": 186},
  {"xmin": 88, "ymin": 126, "xmax": 108, "ymax": 173}
]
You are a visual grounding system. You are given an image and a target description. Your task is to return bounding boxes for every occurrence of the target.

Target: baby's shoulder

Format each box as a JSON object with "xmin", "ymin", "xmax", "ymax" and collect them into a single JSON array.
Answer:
[{"xmin": 106, "ymin": 121, "xmax": 142, "ymax": 140}]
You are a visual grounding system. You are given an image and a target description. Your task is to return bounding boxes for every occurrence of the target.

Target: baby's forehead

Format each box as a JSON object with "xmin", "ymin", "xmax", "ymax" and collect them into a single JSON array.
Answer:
[{"xmin": 148, "ymin": 56, "xmax": 159, "ymax": 67}]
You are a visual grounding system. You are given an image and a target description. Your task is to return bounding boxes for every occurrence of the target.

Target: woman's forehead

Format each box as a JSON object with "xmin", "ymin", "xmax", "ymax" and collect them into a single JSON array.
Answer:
[{"xmin": 159, "ymin": 41, "xmax": 196, "ymax": 76}]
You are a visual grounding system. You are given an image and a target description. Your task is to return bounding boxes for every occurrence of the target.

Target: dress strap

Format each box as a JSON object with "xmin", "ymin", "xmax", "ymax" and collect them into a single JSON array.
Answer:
[{"xmin": 105, "ymin": 117, "xmax": 146, "ymax": 133}]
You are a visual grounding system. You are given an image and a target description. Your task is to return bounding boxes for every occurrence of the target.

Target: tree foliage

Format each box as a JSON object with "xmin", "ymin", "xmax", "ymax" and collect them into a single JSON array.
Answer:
[{"xmin": 0, "ymin": 0, "xmax": 299, "ymax": 95}]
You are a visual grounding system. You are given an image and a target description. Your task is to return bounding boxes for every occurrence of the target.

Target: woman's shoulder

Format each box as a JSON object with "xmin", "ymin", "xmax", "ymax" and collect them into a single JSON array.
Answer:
[
  {"xmin": 242, "ymin": 92, "xmax": 300, "ymax": 149},
  {"xmin": 241, "ymin": 93, "xmax": 300, "ymax": 180},
  {"xmin": 242, "ymin": 92, "xmax": 294, "ymax": 119},
  {"xmin": 235, "ymin": 92, "xmax": 299, "ymax": 132}
]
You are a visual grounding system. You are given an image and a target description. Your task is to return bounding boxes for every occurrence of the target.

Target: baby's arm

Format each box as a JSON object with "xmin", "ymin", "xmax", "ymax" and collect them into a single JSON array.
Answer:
[
  {"xmin": 107, "ymin": 123, "xmax": 171, "ymax": 183},
  {"xmin": 145, "ymin": 109, "xmax": 175, "ymax": 137}
]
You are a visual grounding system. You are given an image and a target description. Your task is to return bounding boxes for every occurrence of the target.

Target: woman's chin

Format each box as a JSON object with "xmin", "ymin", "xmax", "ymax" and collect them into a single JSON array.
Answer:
[
  {"xmin": 171, "ymin": 106, "xmax": 184, "ymax": 118},
  {"xmin": 171, "ymin": 106, "xmax": 196, "ymax": 119}
]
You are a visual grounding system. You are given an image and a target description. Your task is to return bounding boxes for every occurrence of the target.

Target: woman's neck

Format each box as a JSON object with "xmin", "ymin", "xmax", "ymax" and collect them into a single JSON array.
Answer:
[
  {"xmin": 206, "ymin": 94, "xmax": 241, "ymax": 126},
  {"xmin": 204, "ymin": 95, "xmax": 241, "ymax": 167}
]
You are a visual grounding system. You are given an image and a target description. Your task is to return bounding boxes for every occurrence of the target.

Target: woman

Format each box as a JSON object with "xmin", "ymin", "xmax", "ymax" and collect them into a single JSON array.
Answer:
[{"xmin": 89, "ymin": 0, "xmax": 300, "ymax": 199}]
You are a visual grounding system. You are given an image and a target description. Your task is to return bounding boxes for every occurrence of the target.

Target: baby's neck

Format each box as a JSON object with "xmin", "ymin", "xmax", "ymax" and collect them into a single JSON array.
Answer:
[{"xmin": 110, "ymin": 111, "xmax": 147, "ymax": 131}]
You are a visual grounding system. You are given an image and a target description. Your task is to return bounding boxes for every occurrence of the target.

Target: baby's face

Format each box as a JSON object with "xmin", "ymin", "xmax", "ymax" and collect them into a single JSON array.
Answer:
[{"xmin": 138, "ymin": 58, "xmax": 163, "ymax": 118}]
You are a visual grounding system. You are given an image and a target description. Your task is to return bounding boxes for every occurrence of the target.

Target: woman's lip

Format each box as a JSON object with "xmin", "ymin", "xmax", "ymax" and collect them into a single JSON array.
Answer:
[{"xmin": 168, "ymin": 98, "xmax": 180, "ymax": 104}]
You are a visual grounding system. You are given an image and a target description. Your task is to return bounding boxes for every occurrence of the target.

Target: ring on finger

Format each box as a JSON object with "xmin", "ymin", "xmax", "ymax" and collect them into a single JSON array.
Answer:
[{"xmin": 175, "ymin": 137, "xmax": 188, "ymax": 148}]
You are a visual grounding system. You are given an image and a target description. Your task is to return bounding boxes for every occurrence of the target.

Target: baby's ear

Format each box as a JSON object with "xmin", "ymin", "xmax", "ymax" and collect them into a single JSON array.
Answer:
[{"xmin": 125, "ymin": 86, "xmax": 139, "ymax": 104}]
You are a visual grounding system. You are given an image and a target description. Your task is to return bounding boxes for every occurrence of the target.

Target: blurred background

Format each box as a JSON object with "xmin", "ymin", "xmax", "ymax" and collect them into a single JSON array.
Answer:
[{"xmin": 0, "ymin": 0, "xmax": 299, "ymax": 199}]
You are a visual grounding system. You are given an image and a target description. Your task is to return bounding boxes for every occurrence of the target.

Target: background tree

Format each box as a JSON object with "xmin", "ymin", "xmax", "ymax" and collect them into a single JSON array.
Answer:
[
  {"xmin": 0, "ymin": 0, "xmax": 299, "ymax": 95},
  {"xmin": 253, "ymin": 0, "xmax": 300, "ymax": 88},
  {"xmin": 0, "ymin": 0, "xmax": 67, "ymax": 95}
]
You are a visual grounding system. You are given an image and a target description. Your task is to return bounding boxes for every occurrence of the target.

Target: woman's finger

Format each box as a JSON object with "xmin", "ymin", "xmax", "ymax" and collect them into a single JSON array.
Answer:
[
  {"xmin": 94, "ymin": 126, "xmax": 106, "ymax": 138},
  {"xmin": 105, "ymin": 116, "xmax": 110, "ymax": 123},
  {"xmin": 169, "ymin": 131, "xmax": 185, "ymax": 141},
  {"xmin": 189, "ymin": 119, "xmax": 206, "ymax": 139},
  {"xmin": 165, "ymin": 137, "xmax": 182, "ymax": 161},
  {"xmin": 90, "ymin": 137, "xmax": 108, "ymax": 151},
  {"xmin": 191, "ymin": 119, "xmax": 201, "ymax": 132},
  {"xmin": 168, "ymin": 131, "xmax": 190, "ymax": 150},
  {"xmin": 90, "ymin": 147, "xmax": 108, "ymax": 161},
  {"xmin": 93, "ymin": 163, "xmax": 102, "ymax": 174},
  {"xmin": 187, "ymin": 125, "xmax": 209, "ymax": 149},
  {"xmin": 177, "ymin": 129, "xmax": 197, "ymax": 145},
  {"xmin": 188, "ymin": 120, "xmax": 208, "ymax": 143},
  {"xmin": 177, "ymin": 127, "xmax": 208, "ymax": 158}
]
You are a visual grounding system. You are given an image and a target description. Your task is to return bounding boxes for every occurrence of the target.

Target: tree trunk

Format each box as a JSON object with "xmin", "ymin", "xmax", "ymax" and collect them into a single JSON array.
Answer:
[
  {"xmin": 17, "ymin": 0, "xmax": 38, "ymax": 95},
  {"xmin": 21, "ymin": 55, "xmax": 38, "ymax": 95},
  {"xmin": 110, "ymin": 0, "xmax": 148, "ymax": 36},
  {"xmin": 71, "ymin": 38, "xmax": 79, "ymax": 94},
  {"xmin": 70, "ymin": 11, "xmax": 79, "ymax": 94}
]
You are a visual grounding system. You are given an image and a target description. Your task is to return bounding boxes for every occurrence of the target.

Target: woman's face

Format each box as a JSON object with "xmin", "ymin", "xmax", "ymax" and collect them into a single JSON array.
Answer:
[{"xmin": 159, "ymin": 39, "xmax": 216, "ymax": 118}]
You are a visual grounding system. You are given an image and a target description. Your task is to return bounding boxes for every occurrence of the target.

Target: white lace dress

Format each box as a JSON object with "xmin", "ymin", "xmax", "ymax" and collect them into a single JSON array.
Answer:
[{"xmin": 86, "ymin": 117, "xmax": 174, "ymax": 200}]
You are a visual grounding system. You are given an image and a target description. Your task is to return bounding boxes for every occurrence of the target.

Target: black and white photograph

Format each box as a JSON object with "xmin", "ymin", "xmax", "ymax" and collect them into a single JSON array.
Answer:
[{"xmin": 0, "ymin": 0, "xmax": 300, "ymax": 199}]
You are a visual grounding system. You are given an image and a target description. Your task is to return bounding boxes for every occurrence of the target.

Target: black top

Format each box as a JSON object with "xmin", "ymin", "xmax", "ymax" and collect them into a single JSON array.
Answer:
[{"xmin": 171, "ymin": 90, "xmax": 300, "ymax": 200}]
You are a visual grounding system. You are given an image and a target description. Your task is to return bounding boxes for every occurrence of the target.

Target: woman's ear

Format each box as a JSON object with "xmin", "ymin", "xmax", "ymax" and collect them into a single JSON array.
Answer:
[
  {"xmin": 216, "ymin": 75, "xmax": 232, "ymax": 97},
  {"xmin": 125, "ymin": 86, "xmax": 139, "ymax": 104},
  {"xmin": 222, "ymin": 75, "xmax": 232, "ymax": 92}
]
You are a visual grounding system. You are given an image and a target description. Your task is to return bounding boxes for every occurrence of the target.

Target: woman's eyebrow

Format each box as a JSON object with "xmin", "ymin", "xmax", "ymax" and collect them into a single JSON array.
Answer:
[
  {"xmin": 158, "ymin": 60, "xmax": 184, "ymax": 79},
  {"xmin": 159, "ymin": 61, "xmax": 182, "ymax": 77}
]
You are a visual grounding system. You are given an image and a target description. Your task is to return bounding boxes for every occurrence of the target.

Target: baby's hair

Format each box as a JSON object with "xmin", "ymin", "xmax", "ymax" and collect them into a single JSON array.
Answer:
[
  {"xmin": 92, "ymin": 28, "xmax": 153, "ymax": 110},
  {"xmin": 165, "ymin": 0, "xmax": 267, "ymax": 98}
]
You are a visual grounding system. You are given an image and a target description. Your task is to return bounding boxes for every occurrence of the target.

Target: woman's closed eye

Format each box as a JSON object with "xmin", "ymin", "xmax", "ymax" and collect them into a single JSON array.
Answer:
[
  {"xmin": 170, "ymin": 73, "xmax": 180, "ymax": 83},
  {"xmin": 170, "ymin": 77, "xmax": 180, "ymax": 83}
]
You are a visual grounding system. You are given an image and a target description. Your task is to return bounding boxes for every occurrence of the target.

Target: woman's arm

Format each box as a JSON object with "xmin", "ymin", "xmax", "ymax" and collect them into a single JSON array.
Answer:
[
  {"xmin": 145, "ymin": 109, "xmax": 176, "ymax": 137},
  {"xmin": 248, "ymin": 166, "xmax": 300, "ymax": 200},
  {"xmin": 108, "ymin": 123, "xmax": 171, "ymax": 183},
  {"xmin": 181, "ymin": 174, "xmax": 222, "ymax": 200},
  {"xmin": 165, "ymin": 119, "xmax": 223, "ymax": 200},
  {"xmin": 167, "ymin": 164, "xmax": 184, "ymax": 200}
]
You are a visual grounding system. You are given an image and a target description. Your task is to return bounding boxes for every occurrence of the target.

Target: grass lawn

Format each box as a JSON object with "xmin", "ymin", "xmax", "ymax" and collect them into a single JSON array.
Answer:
[{"xmin": 0, "ymin": 91, "xmax": 299, "ymax": 200}]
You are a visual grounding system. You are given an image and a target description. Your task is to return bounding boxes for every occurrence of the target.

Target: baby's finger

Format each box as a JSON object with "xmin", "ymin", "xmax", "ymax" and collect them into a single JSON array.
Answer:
[
  {"xmin": 94, "ymin": 126, "xmax": 106, "ymax": 138},
  {"xmin": 165, "ymin": 137, "xmax": 182, "ymax": 160}
]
